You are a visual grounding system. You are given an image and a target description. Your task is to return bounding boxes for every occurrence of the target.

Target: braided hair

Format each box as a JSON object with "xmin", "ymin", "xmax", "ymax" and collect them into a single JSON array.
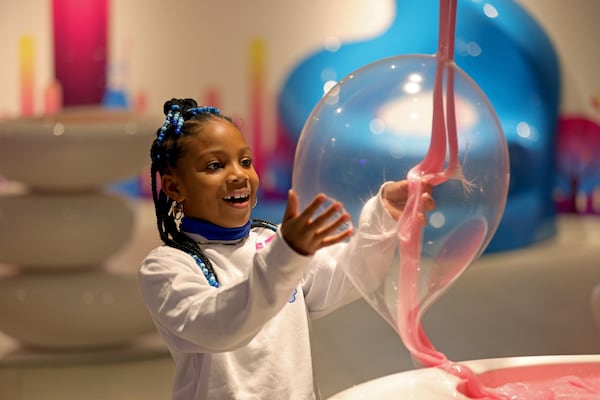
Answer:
[{"xmin": 149, "ymin": 98, "xmax": 276, "ymax": 287}]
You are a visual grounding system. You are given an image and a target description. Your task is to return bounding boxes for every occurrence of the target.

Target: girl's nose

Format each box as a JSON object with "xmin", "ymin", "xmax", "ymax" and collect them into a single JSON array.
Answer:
[{"xmin": 227, "ymin": 163, "xmax": 248, "ymax": 182}]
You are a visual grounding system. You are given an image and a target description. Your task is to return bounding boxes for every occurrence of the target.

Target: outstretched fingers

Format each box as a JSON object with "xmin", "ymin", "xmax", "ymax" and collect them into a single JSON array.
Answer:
[
  {"xmin": 282, "ymin": 189, "xmax": 301, "ymax": 222},
  {"xmin": 314, "ymin": 205, "xmax": 352, "ymax": 242},
  {"xmin": 280, "ymin": 191, "xmax": 353, "ymax": 255}
]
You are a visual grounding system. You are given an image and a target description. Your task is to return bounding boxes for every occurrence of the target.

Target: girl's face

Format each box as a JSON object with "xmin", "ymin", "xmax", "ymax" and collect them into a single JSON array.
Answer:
[{"xmin": 162, "ymin": 119, "xmax": 259, "ymax": 228}]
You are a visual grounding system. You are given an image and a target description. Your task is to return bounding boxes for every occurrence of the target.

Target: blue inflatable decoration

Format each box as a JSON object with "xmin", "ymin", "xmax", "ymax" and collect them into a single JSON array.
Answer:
[{"xmin": 276, "ymin": 0, "xmax": 560, "ymax": 252}]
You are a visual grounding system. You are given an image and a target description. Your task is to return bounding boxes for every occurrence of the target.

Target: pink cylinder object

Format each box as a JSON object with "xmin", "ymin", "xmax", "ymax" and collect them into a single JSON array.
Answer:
[{"xmin": 52, "ymin": 0, "xmax": 108, "ymax": 106}]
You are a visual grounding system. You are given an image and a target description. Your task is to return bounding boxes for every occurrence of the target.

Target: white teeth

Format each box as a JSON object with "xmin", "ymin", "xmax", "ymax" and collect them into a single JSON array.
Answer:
[{"xmin": 224, "ymin": 193, "xmax": 249, "ymax": 200}]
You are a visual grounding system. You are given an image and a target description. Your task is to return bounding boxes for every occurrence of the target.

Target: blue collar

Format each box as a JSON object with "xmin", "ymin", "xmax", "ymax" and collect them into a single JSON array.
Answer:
[{"xmin": 180, "ymin": 217, "xmax": 252, "ymax": 241}]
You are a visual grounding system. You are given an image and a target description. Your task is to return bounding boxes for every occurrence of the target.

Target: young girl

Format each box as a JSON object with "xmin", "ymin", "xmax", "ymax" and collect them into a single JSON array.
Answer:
[{"xmin": 138, "ymin": 98, "xmax": 434, "ymax": 400}]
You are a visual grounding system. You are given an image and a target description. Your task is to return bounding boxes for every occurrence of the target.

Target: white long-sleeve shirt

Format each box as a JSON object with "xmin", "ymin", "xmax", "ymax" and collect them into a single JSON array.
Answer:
[{"xmin": 138, "ymin": 190, "xmax": 397, "ymax": 400}]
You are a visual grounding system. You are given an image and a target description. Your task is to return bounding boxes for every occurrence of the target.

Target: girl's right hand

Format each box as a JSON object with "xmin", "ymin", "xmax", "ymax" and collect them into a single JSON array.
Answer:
[{"xmin": 280, "ymin": 189, "xmax": 353, "ymax": 255}]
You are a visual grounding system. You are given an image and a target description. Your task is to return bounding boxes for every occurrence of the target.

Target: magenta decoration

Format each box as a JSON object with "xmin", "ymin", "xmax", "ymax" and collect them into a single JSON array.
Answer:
[{"xmin": 52, "ymin": 0, "xmax": 108, "ymax": 106}]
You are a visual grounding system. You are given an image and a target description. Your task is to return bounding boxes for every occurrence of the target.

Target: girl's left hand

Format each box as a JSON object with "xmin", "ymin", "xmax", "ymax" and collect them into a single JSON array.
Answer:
[
  {"xmin": 381, "ymin": 180, "xmax": 436, "ymax": 225},
  {"xmin": 280, "ymin": 190, "xmax": 353, "ymax": 256}
]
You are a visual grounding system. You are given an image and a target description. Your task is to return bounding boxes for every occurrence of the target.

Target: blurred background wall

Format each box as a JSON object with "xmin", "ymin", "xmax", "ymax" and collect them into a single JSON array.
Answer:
[
  {"xmin": 0, "ymin": 1, "xmax": 599, "ymax": 399},
  {"xmin": 1, "ymin": 0, "xmax": 598, "ymax": 215}
]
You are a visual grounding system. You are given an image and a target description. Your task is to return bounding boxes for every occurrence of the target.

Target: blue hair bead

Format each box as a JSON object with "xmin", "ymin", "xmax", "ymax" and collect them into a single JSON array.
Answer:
[
  {"xmin": 191, "ymin": 254, "xmax": 219, "ymax": 288},
  {"xmin": 188, "ymin": 106, "xmax": 221, "ymax": 116}
]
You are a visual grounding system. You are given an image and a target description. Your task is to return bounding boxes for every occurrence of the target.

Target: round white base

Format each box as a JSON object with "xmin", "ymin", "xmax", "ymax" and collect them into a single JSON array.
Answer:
[
  {"xmin": 0, "ymin": 332, "xmax": 168, "ymax": 367},
  {"xmin": 0, "ymin": 332, "xmax": 173, "ymax": 400},
  {"xmin": 0, "ymin": 107, "xmax": 157, "ymax": 190},
  {"xmin": 0, "ymin": 191, "xmax": 135, "ymax": 268},
  {"xmin": 0, "ymin": 268, "xmax": 156, "ymax": 349}
]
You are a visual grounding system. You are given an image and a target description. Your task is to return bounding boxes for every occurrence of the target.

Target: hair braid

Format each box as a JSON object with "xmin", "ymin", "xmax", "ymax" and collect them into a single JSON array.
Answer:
[
  {"xmin": 251, "ymin": 218, "xmax": 278, "ymax": 232},
  {"xmin": 149, "ymin": 98, "xmax": 224, "ymax": 285}
]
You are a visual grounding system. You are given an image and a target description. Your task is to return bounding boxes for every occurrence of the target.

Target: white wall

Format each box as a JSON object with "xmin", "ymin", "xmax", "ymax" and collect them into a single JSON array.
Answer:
[{"xmin": 517, "ymin": 0, "xmax": 600, "ymax": 116}]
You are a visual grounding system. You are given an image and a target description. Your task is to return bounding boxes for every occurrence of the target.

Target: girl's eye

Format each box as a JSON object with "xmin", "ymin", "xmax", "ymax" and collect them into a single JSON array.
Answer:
[
  {"xmin": 240, "ymin": 158, "xmax": 252, "ymax": 167},
  {"xmin": 207, "ymin": 161, "xmax": 222, "ymax": 171}
]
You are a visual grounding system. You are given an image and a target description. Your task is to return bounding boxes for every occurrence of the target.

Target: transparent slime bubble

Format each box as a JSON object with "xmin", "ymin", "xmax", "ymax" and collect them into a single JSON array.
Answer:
[{"xmin": 292, "ymin": 54, "xmax": 509, "ymax": 339}]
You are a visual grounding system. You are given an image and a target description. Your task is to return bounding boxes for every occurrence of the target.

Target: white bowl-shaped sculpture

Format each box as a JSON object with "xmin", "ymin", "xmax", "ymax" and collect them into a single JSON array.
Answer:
[
  {"xmin": 0, "ymin": 191, "xmax": 135, "ymax": 269},
  {"xmin": 329, "ymin": 367, "xmax": 467, "ymax": 400},
  {"xmin": 0, "ymin": 269, "xmax": 156, "ymax": 349},
  {"xmin": 0, "ymin": 107, "xmax": 158, "ymax": 190},
  {"xmin": 328, "ymin": 355, "xmax": 600, "ymax": 399}
]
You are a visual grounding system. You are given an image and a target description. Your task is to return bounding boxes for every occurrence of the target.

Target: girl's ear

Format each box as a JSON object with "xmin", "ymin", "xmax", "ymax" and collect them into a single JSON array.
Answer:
[{"xmin": 161, "ymin": 173, "xmax": 184, "ymax": 203}]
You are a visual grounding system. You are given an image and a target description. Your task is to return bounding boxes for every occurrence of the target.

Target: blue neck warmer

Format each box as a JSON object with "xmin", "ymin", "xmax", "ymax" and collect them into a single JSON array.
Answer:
[{"xmin": 180, "ymin": 217, "xmax": 252, "ymax": 241}]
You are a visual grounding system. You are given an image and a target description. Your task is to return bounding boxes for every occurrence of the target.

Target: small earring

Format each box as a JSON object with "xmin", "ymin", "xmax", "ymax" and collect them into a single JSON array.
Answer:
[
  {"xmin": 252, "ymin": 197, "xmax": 258, "ymax": 209},
  {"xmin": 169, "ymin": 201, "xmax": 184, "ymax": 220}
]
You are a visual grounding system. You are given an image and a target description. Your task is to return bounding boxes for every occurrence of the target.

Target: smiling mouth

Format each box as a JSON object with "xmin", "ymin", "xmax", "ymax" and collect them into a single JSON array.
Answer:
[{"xmin": 223, "ymin": 193, "xmax": 250, "ymax": 204}]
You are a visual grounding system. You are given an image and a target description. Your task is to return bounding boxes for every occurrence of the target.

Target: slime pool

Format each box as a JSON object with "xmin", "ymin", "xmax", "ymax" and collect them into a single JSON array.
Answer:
[{"xmin": 329, "ymin": 355, "xmax": 600, "ymax": 399}]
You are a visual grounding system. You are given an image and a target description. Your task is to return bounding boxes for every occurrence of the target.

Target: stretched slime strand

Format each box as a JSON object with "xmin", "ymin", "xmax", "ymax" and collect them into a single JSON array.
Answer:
[{"xmin": 395, "ymin": 0, "xmax": 504, "ymax": 398}]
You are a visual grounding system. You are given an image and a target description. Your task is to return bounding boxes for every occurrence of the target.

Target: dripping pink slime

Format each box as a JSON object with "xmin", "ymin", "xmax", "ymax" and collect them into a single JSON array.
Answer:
[
  {"xmin": 394, "ymin": 1, "xmax": 600, "ymax": 399},
  {"xmin": 395, "ymin": 0, "xmax": 503, "ymax": 398}
]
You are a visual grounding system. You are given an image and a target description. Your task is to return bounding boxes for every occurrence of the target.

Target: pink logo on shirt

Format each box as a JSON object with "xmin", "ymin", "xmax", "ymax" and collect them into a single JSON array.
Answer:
[{"xmin": 255, "ymin": 233, "xmax": 276, "ymax": 250}]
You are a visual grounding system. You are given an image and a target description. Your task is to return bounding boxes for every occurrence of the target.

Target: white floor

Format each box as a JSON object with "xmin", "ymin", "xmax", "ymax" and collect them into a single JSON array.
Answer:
[{"xmin": 1, "ymin": 200, "xmax": 599, "ymax": 399}]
